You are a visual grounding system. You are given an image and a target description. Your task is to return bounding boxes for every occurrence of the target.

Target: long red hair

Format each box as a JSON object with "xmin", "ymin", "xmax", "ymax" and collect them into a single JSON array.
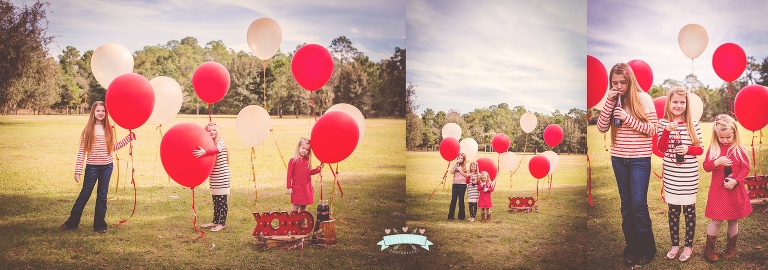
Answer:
[{"xmin": 80, "ymin": 101, "xmax": 114, "ymax": 155}]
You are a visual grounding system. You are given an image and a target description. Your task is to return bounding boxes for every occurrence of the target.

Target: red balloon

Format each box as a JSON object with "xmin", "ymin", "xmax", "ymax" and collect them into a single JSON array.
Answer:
[
  {"xmin": 587, "ymin": 55, "xmax": 608, "ymax": 109},
  {"xmin": 160, "ymin": 123, "xmax": 216, "ymax": 188},
  {"xmin": 653, "ymin": 96, "xmax": 667, "ymax": 120},
  {"xmin": 439, "ymin": 137, "xmax": 460, "ymax": 161},
  {"xmin": 734, "ymin": 84, "xmax": 768, "ymax": 131},
  {"xmin": 712, "ymin": 43, "xmax": 746, "ymax": 82},
  {"xmin": 192, "ymin": 61, "xmax": 230, "ymax": 103},
  {"xmin": 628, "ymin": 59, "xmax": 653, "ymax": 92},
  {"xmin": 528, "ymin": 155, "xmax": 550, "ymax": 179},
  {"xmin": 105, "ymin": 73, "xmax": 154, "ymax": 130},
  {"xmin": 491, "ymin": 133, "xmax": 510, "ymax": 153},
  {"xmin": 651, "ymin": 134, "xmax": 664, "ymax": 158},
  {"xmin": 543, "ymin": 124, "xmax": 564, "ymax": 148},
  {"xmin": 476, "ymin": 157, "xmax": 497, "ymax": 181},
  {"xmin": 291, "ymin": 44, "xmax": 334, "ymax": 91},
  {"xmin": 311, "ymin": 111, "xmax": 359, "ymax": 163}
]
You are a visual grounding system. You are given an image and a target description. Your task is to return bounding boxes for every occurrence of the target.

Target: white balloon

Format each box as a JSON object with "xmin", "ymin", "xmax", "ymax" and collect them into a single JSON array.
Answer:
[
  {"xmin": 499, "ymin": 152, "xmax": 518, "ymax": 171},
  {"xmin": 327, "ymin": 103, "xmax": 365, "ymax": 145},
  {"xmin": 247, "ymin": 18, "xmax": 282, "ymax": 60},
  {"xmin": 91, "ymin": 43, "xmax": 134, "ymax": 88},
  {"xmin": 148, "ymin": 76, "xmax": 183, "ymax": 125},
  {"xmin": 459, "ymin": 138, "xmax": 478, "ymax": 161},
  {"xmin": 541, "ymin": 150, "xmax": 559, "ymax": 175},
  {"xmin": 678, "ymin": 24, "xmax": 708, "ymax": 59},
  {"xmin": 442, "ymin": 123, "xmax": 462, "ymax": 139},
  {"xmin": 236, "ymin": 105, "xmax": 271, "ymax": 147},
  {"xmin": 689, "ymin": 92, "xmax": 704, "ymax": 122},
  {"xmin": 520, "ymin": 112, "xmax": 537, "ymax": 133}
]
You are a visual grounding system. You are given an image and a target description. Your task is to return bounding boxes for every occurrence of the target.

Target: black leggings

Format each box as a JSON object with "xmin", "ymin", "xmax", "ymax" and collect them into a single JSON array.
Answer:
[
  {"xmin": 468, "ymin": 202, "xmax": 478, "ymax": 218},
  {"xmin": 668, "ymin": 204, "xmax": 696, "ymax": 247},
  {"xmin": 212, "ymin": 195, "xmax": 228, "ymax": 226}
]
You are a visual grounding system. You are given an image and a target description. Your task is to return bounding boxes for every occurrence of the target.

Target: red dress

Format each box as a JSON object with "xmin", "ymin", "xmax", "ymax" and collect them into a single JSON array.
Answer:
[
  {"xmin": 286, "ymin": 157, "xmax": 321, "ymax": 205},
  {"xmin": 703, "ymin": 145, "xmax": 752, "ymax": 220},
  {"xmin": 478, "ymin": 182, "xmax": 495, "ymax": 208}
]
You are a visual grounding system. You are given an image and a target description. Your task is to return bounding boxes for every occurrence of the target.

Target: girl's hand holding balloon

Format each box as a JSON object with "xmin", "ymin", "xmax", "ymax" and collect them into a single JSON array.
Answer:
[{"xmin": 193, "ymin": 146, "xmax": 206, "ymax": 158}]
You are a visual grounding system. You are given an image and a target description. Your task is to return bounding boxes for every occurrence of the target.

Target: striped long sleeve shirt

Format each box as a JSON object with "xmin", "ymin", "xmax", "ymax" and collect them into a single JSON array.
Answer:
[
  {"xmin": 657, "ymin": 119, "xmax": 704, "ymax": 205},
  {"xmin": 597, "ymin": 92, "xmax": 659, "ymax": 158},
  {"xmin": 74, "ymin": 125, "xmax": 132, "ymax": 175}
]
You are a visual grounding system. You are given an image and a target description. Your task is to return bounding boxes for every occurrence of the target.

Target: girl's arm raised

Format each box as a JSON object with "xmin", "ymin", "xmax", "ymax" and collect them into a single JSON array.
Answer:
[{"xmin": 596, "ymin": 98, "xmax": 616, "ymax": 133}]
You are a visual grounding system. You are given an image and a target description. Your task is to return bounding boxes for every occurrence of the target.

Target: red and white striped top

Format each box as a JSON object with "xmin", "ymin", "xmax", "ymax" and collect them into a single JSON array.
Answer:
[
  {"xmin": 74, "ymin": 125, "xmax": 132, "ymax": 175},
  {"xmin": 597, "ymin": 92, "xmax": 658, "ymax": 158}
]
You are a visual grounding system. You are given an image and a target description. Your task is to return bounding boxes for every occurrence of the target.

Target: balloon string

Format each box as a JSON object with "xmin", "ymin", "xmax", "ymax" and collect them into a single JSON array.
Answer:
[
  {"xmin": 759, "ymin": 130, "xmax": 764, "ymax": 176},
  {"xmin": 119, "ymin": 136, "xmax": 137, "ymax": 225},
  {"xmin": 112, "ymin": 125, "xmax": 120, "ymax": 200},
  {"xmin": 270, "ymin": 129, "xmax": 288, "ymax": 170},
  {"xmin": 208, "ymin": 103, "xmax": 212, "ymax": 122},
  {"xmin": 753, "ymin": 133, "xmax": 758, "ymax": 179},
  {"xmin": 311, "ymin": 96, "xmax": 316, "ymax": 122},
  {"xmin": 603, "ymin": 132, "xmax": 609, "ymax": 152},
  {"xmin": 328, "ymin": 164, "xmax": 343, "ymax": 204},
  {"xmin": 690, "ymin": 59, "xmax": 695, "ymax": 92},
  {"xmin": 428, "ymin": 161, "xmax": 451, "ymax": 201},
  {"xmin": 319, "ymin": 166, "xmax": 323, "ymax": 201},
  {"xmin": 547, "ymin": 174, "xmax": 553, "ymax": 200},
  {"xmin": 250, "ymin": 147, "xmax": 258, "ymax": 205},
  {"xmin": 658, "ymin": 164, "xmax": 665, "ymax": 202},
  {"xmin": 510, "ymin": 134, "xmax": 529, "ymax": 177},
  {"xmin": 263, "ymin": 59, "xmax": 268, "ymax": 111},
  {"xmin": 535, "ymin": 179, "xmax": 539, "ymax": 202},
  {"xmin": 156, "ymin": 125, "xmax": 169, "ymax": 184},
  {"xmin": 728, "ymin": 83, "xmax": 734, "ymax": 117},
  {"xmin": 192, "ymin": 188, "xmax": 205, "ymax": 240},
  {"xmin": 587, "ymin": 154, "xmax": 593, "ymax": 207}
]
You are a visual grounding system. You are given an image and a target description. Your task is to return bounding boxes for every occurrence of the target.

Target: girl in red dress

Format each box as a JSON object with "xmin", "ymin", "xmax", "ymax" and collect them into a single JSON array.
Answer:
[
  {"xmin": 287, "ymin": 137, "xmax": 324, "ymax": 212},
  {"xmin": 477, "ymin": 171, "xmax": 494, "ymax": 222},
  {"xmin": 702, "ymin": 114, "xmax": 752, "ymax": 262}
]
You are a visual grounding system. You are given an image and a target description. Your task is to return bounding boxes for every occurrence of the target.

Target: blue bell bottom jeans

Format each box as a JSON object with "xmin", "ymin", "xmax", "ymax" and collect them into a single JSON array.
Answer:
[{"xmin": 64, "ymin": 163, "xmax": 113, "ymax": 231}]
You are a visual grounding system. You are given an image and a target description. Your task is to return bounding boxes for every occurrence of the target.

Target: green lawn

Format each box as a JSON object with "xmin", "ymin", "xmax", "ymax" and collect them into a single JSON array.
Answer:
[
  {"xmin": 0, "ymin": 115, "xmax": 405, "ymax": 269},
  {"xmin": 587, "ymin": 123, "xmax": 768, "ymax": 269},
  {"xmin": 405, "ymin": 150, "xmax": 589, "ymax": 269}
]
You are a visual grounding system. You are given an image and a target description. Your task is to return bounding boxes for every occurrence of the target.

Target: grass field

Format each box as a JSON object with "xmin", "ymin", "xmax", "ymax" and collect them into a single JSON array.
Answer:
[
  {"xmin": 586, "ymin": 123, "xmax": 768, "ymax": 269},
  {"xmin": 0, "ymin": 115, "xmax": 405, "ymax": 269},
  {"xmin": 405, "ymin": 150, "xmax": 589, "ymax": 269}
]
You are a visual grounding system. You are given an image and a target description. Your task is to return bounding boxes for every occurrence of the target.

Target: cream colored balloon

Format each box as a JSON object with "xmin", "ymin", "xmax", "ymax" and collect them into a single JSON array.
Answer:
[
  {"xmin": 499, "ymin": 151, "xmax": 519, "ymax": 171},
  {"xmin": 327, "ymin": 103, "xmax": 365, "ymax": 145},
  {"xmin": 459, "ymin": 138, "xmax": 478, "ymax": 161},
  {"xmin": 91, "ymin": 43, "xmax": 134, "ymax": 88},
  {"xmin": 148, "ymin": 76, "xmax": 183, "ymax": 125},
  {"xmin": 689, "ymin": 92, "xmax": 704, "ymax": 121},
  {"xmin": 247, "ymin": 18, "xmax": 282, "ymax": 60},
  {"xmin": 678, "ymin": 24, "xmax": 708, "ymax": 59},
  {"xmin": 541, "ymin": 150, "xmax": 559, "ymax": 175},
  {"xmin": 442, "ymin": 123, "xmax": 462, "ymax": 140},
  {"xmin": 236, "ymin": 105, "xmax": 271, "ymax": 147},
  {"xmin": 520, "ymin": 112, "xmax": 537, "ymax": 133}
]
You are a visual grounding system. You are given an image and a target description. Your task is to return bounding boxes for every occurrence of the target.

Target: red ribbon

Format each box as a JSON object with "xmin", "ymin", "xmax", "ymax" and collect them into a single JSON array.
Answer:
[
  {"xmin": 328, "ymin": 164, "xmax": 344, "ymax": 204},
  {"xmin": 250, "ymin": 147, "xmax": 258, "ymax": 204},
  {"xmin": 753, "ymin": 133, "xmax": 758, "ymax": 179},
  {"xmin": 547, "ymin": 174, "xmax": 553, "ymax": 200},
  {"xmin": 207, "ymin": 103, "xmax": 212, "ymax": 122},
  {"xmin": 428, "ymin": 161, "xmax": 452, "ymax": 201},
  {"xmin": 192, "ymin": 188, "xmax": 205, "ymax": 240},
  {"xmin": 270, "ymin": 129, "xmax": 288, "ymax": 170},
  {"xmin": 119, "ymin": 131, "xmax": 137, "ymax": 225},
  {"xmin": 587, "ymin": 154, "xmax": 593, "ymax": 206}
]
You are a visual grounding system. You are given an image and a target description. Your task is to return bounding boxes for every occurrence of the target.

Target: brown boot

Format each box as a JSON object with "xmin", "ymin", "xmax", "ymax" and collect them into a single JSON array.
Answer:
[
  {"xmin": 486, "ymin": 213, "xmax": 491, "ymax": 222},
  {"xmin": 704, "ymin": 234, "xmax": 720, "ymax": 262},
  {"xmin": 480, "ymin": 213, "xmax": 486, "ymax": 222},
  {"xmin": 722, "ymin": 234, "xmax": 738, "ymax": 259}
]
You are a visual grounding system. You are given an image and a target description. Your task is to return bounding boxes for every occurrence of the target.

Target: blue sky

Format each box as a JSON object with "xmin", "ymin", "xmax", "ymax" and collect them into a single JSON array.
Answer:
[
  {"xmin": 407, "ymin": 0, "xmax": 587, "ymax": 115},
  {"xmin": 15, "ymin": 0, "xmax": 405, "ymax": 62},
  {"xmin": 588, "ymin": 0, "xmax": 768, "ymax": 99}
]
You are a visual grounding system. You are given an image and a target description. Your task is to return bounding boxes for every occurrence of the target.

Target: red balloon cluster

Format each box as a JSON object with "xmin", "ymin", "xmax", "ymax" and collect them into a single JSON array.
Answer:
[
  {"xmin": 311, "ymin": 111, "xmax": 359, "ymax": 164},
  {"xmin": 587, "ymin": 55, "xmax": 608, "ymax": 109},
  {"xmin": 528, "ymin": 155, "xmax": 550, "ymax": 179},
  {"xmin": 628, "ymin": 59, "xmax": 653, "ymax": 92},
  {"xmin": 160, "ymin": 123, "xmax": 216, "ymax": 188},
  {"xmin": 439, "ymin": 137, "xmax": 460, "ymax": 161},
  {"xmin": 192, "ymin": 62, "xmax": 230, "ymax": 104},
  {"xmin": 105, "ymin": 73, "xmax": 154, "ymax": 130},
  {"xmin": 476, "ymin": 157, "xmax": 497, "ymax": 181},
  {"xmin": 653, "ymin": 96, "xmax": 667, "ymax": 121},
  {"xmin": 291, "ymin": 44, "xmax": 334, "ymax": 91},
  {"xmin": 734, "ymin": 84, "xmax": 768, "ymax": 131},
  {"xmin": 491, "ymin": 133, "xmax": 510, "ymax": 153},
  {"xmin": 712, "ymin": 43, "xmax": 746, "ymax": 82},
  {"xmin": 543, "ymin": 124, "xmax": 564, "ymax": 148}
]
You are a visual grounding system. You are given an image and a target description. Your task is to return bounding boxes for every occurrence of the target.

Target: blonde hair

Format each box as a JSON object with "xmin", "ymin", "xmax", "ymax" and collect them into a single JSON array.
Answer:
[
  {"xmin": 707, "ymin": 114, "xmax": 748, "ymax": 164},
  {"xmin": 609, "ymin": 63, "xmax": 651, "ymax": 145},
  {"xmin": 663, "ymin": 86, "xmax": 700, "ymax": 146},
  {"xmin": 205, "ymin": 122, "xmax": 229, "ymax": 165},
  {"xmin": 81, "ymin": 101, "xmax": 114, "ymax": 155},
  {"xmin": 479, "ymin": 171, "xmax": 490, "ymax": 184},
  {"xmin": 293, "ymin": 137, "xmax": 313, "ymax": 169},
  {"xmin": 469, "ymin": 161, "xmax": 478, "ymax": 174}
]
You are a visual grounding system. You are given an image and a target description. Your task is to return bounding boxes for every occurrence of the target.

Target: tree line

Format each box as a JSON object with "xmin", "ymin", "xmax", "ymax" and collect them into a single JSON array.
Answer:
[
  {"xmin": 406, "ymin": 83, "xmax": 588, "ymax": 154},
  {"xmin": 1, "ymin": 1, "xmax": 405, "ymax": 117}
]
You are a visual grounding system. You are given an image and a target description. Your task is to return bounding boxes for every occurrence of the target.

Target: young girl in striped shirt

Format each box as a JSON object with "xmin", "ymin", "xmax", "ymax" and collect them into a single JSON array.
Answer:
[
  {"xmin": 656, "ymin": 86, "xmax": 703, "ymax": 262},
  {"xmin": 597, "ymin": 63, "xmax": 659, "ymax": 266},
  {"xmin": 60, "ymin": 101, "xmax": 134, "ymax": 234},
  {"xmin": 466, "ymin": 161, "xmax": 480, "ymax": 222},
  {"xmin": 193, "ymin": 122, "xmax": 231, "ymax": 232}
]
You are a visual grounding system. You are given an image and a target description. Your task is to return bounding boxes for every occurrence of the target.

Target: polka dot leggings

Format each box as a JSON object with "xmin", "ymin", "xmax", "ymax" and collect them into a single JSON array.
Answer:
[
  {"xmin": 212, "ymin": 195, "xmax": 228, "ymax": 226},
  {"xmin": 668, "ymin": 203, "xmax": 696, "ymax": 247}
]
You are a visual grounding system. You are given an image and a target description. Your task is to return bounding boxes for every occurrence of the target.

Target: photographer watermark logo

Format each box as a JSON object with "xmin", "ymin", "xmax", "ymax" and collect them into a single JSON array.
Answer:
[{"xmin": 377, "ymin": 227, "xmax": 432, "ymax": 254}]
